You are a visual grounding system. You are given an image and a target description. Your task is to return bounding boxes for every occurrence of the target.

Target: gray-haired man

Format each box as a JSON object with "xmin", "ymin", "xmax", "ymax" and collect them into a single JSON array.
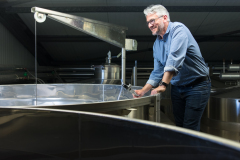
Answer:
[{"xmin": 134, "ymin": 5, "xmax": 211, "ymax": 131}]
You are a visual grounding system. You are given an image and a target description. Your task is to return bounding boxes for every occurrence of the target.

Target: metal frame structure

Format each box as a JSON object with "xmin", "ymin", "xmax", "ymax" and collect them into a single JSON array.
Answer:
[{"xmin": 31, "ymin": 7, "xmax": 137, "ymax": 83}]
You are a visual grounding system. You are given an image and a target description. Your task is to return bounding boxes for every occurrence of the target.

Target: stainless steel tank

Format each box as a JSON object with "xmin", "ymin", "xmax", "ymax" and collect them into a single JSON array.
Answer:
[
  {"xmin": 1, "ymin": 107, "xmax": 240, "ymax": 159},
  {"xmin": 0, "ymin": 84, "xmax": 160, "ymax": 121},
  {"xmin": 92, "ymin": 63, "xmax": 121, "ymax": 84},
  {"xmin": 201, "ymin": 86, "xmax": 240, "ymax": 142}
]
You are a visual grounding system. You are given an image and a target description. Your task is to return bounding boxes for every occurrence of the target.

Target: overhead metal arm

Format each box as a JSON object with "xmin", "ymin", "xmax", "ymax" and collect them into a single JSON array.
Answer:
[
  {"xmin": 31, "ymin": 7, "xmax": 127, "ymax": 48},
  {"xmin": 31, "ymin": 7, "xmax": 137, "ymax": 84}
]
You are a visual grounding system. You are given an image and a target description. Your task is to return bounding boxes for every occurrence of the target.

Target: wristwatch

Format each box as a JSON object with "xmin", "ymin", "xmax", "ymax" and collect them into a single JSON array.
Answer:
[{"xmin": 159, "ymin": 81, "xmax": 169, "ymax": 88}]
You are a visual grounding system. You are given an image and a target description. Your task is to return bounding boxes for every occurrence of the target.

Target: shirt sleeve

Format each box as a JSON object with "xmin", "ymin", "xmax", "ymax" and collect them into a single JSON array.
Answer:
[
  {"xmin": 164, "ymin": 25, "xmax": 188, "ymax": 75},
  {"xmin": 146, "ymin": 58, "xmax": 164, "ymax": 87}
]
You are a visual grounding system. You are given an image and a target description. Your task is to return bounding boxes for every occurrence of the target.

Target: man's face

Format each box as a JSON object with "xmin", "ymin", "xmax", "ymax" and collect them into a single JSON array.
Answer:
[{"xmin": 146, "ymin": 13, "xmax": 164, "ymax": 36}]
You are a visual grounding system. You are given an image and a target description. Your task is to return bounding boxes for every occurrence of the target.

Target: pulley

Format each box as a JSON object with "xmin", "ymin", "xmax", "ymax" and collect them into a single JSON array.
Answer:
[{"xmin": 34, "ymin": 12, "xmax": 46, "ymax": 23}]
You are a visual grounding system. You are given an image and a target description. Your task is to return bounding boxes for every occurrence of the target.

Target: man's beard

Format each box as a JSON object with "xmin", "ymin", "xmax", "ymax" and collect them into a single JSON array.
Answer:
[{"xmin": 152, "ymin": 21, "xmax": 164, "ymax": 36}]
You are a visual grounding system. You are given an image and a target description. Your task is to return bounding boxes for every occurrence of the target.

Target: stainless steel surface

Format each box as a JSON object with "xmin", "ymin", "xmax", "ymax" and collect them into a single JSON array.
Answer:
[
  {"xmin": 125, "ymin": 106, "xmax": 149, "ymax": 120},
  {"xmin": 219, "ymin": 73, "xmax": 240, "ymax": 80},
  {"xmin": 31, "ymin": 7, "xmax": 127, "ymax": 48},
  {"xmin": 0, "ymin": 84, "xmax": 158, "ymax": 114},
  {"xmin": 228, "ymin": 64, "xmax": 240, "ymax": 71},
  {"xmin": 201, "ymin": 86, "xmax": 240, "ymax": 142},
  {"xmin": 122, "ymin": 48, "xmax": 126, "ymax": 84},
  {"xmin": 94, "ymin": 64, "xmax": 120, "ymax": 80},
  {"xmin": 1, "ymin": 107, "xmax": 240, "ymax": 160},
  {"xmin": 125, "ymin": 39, "xmax": 137, "ymax": 51},
  {"xmin": 210, "ymin": 86, "xmax": 240, "ymax": 98},
  {"xmin": 154, "ymin": 94, "xmax": 161, "ymax": 122},
  {"xmin": 107, "ymin": 51, "xmax": 111, "ymax": 63}
]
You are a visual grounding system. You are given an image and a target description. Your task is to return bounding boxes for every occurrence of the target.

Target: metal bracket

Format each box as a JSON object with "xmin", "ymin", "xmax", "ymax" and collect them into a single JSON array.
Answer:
[
  {"xmin": 154, "ymin": 93, "xmax": 161, "ymax": 123},
  {"xmin": 125, "ymin": 39, "xmax": 137, "ymax": 51}
]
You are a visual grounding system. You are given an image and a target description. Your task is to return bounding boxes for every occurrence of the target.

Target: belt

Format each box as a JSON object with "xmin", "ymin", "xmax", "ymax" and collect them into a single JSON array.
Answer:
[{"xmin": 182, "ymin": 76, "xmax": 209, "ymax": 87}]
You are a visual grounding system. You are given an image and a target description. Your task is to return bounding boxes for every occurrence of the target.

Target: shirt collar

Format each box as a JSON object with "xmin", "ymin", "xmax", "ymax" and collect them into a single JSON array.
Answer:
[{"xmin": 157, "ymin": 21, "xmax": 172, "ymax": 40}]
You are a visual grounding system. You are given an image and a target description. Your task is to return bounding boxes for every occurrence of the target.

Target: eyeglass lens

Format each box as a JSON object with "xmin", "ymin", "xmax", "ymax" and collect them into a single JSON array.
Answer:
[{"xmin": 146, "ymin": 16, "xmax": 163, "ymax": 26}]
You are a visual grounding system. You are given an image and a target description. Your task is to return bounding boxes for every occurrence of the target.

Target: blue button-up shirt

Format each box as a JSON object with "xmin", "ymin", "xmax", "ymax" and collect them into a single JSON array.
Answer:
[{"xmin": 147, "ymin": 22, "xmax": 209, "ymax": 87}]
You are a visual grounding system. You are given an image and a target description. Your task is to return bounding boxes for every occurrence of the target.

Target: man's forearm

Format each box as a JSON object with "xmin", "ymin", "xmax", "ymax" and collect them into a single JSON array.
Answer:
[
  {"xmin": 141, "ymin": 83, "xmax": 153, "ymax": 93},
  {"xmin": 142, "ymin": 71, "xmax": 174, "ymax": 96},
  {"xmin": 162, "ymin": 71, "xmax": 175, "ymax": 84},
  {"xmin": 151, "ymin": 71, "xmax": 175, "ymax": 94}
]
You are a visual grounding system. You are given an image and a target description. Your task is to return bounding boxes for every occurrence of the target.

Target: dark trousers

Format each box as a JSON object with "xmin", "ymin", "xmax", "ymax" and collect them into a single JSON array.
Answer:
[{"xmin": 171, "ymin": 80, "xmax": 211, "ymax": 131}]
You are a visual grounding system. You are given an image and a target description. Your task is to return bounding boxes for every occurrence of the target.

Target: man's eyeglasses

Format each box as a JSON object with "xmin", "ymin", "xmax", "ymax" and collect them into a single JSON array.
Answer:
[{"xmin": 146, "ymin": 16, "xmax": 163, "ymax": 26}]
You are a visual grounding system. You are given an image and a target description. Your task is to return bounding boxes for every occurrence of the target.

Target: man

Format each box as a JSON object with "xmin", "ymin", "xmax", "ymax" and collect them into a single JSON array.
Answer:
[{"xmin": 134, "ymin": 4, "xmax": 211, "ymax": 131}]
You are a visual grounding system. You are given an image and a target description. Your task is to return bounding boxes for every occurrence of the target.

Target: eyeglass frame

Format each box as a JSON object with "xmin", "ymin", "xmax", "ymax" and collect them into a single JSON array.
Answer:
[{"xmin": 146, "ymin": 15, "xmax": 164, "ymax": 26}]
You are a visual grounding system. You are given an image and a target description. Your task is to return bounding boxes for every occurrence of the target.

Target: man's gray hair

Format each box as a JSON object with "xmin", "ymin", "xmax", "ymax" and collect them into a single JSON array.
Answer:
[{"xmin": 144, "ymin": 4, "xmax": 170, "ymax": 22}]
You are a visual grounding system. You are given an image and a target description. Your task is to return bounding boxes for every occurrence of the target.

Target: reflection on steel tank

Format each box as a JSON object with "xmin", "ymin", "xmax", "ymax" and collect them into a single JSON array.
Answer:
[
  {"xmin": 1, "ymin": 107, "xmax": 240, "ymax": 159},
  {"xmin": 201, "ymin": 86, "xmax": 240, "ymax": 142}
]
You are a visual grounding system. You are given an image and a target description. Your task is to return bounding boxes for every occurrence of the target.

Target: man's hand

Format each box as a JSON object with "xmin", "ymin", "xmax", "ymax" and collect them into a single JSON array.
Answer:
[
  {"xmin": 151, "ymin": 85, "xmax": 166, "ymax": 95},
  {"xmin": 133, "ymin": 89, "xmax": 145, "ymax": 98}
]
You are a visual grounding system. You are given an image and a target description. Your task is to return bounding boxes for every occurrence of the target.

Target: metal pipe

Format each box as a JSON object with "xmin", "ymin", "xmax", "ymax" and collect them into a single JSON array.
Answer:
[
  {"xmin": 219, "ymin": 73, "xmax": 240, "ymax": 80},
  {"xmin": 133, "ymin": 60, "xmax": 137, "ymax": 86},
  {"xmin": 137, "ymin": 68, "xmax": 154, "ymax": 70},
  {"xmin": 213, "ymin": 72, "xmax": 221, "ymax": 75},
  {"xmin": 121, "ymin": 48, "xmax": 126, "ymax": 84},
  {"xmin": 133, "ymin": 67, "xmax": 136, "ymax": 85},
  {"xmin": 58, "ymin": 73, "xmax": 94, "ymax": 76},
  {"xmin": 223, "ymin": 59, "xmax": 225, "ymax": 73},
  {"xmin": 228, "ymin": 64, "xmax": 240, "ymax": 71},
  {"xmin": 57, "ymin": 68, "xmax": 94, "ymax": 71},
  {"xmin": 108, "ymin": 51, "xmax": 111, "ymax": 64}
]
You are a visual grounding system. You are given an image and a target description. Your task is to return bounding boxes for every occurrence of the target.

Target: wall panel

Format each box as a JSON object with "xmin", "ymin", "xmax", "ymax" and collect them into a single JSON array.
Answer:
[{"xmin": 0, "ymin": 22, "xmax": 35, "ymax": 66}]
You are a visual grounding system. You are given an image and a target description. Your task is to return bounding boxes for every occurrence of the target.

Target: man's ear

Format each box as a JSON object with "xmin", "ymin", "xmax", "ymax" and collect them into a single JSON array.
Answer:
[{"xmin": 163, "ymin": 15, "xmax": 168, "ymax": 21}]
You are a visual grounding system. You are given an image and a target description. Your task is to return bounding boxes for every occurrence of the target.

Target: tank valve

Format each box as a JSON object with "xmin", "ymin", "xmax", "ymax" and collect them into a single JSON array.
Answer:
[{"xmin": 122, "ymin": 83, "xmax": 139, "ymax": 97}]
